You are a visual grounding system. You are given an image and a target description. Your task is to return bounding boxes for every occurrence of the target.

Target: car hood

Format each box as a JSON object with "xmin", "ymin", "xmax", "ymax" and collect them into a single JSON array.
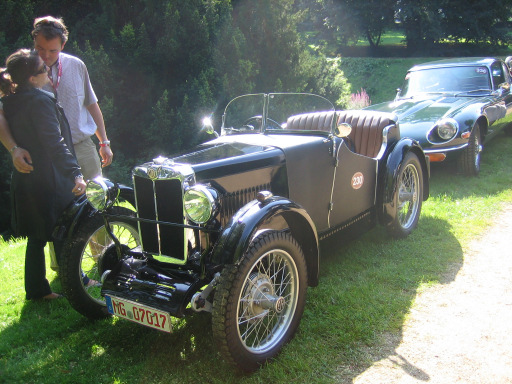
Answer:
[
  {"xmin": 366, "ymin": 94, "xmax": 486, "ymax": 141},
  {"xmin": 169, "ymin": 137, "xmax": 282, "ymax": 178}
]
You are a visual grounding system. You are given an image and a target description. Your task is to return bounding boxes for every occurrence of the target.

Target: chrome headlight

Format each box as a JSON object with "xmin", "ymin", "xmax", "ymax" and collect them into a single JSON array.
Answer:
[
  {"xmin": 435, "ymin": 118, "xmax": 459, "ymax": 140},
  {"xmin": 183, "ymin": 185, "xmax": 218, "ymax": 224},
  {"xmin": 86, "ymin": 177, "xmax": 119, "ymax": 211}
]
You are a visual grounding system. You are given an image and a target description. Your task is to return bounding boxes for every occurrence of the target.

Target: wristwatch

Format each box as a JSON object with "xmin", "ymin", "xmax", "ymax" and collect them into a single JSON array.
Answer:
[{"xmin": 99, "ymin": 140, "xmax": 110, "ymax": 147}]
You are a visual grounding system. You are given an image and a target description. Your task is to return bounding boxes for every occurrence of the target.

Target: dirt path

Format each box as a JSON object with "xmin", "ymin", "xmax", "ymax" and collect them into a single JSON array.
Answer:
[{"xmin": 351, "ymin": 205, "xmax": 512, "ymax": 384}]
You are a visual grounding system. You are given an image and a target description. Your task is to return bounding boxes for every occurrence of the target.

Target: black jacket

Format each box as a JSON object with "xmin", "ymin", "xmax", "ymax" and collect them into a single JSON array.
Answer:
[{"xmin": 2, "ymin": 86, "xmax": 82, "ymax": 240}]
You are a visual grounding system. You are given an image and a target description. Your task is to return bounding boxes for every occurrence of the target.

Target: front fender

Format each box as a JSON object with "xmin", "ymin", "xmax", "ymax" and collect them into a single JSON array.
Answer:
[
  {"xmin": 117, "ymin": 183, "xmax": 136, "ymax": 208},
  {"xmin": 52, "ymin": 195, "xmax": 95, "ymax": 241},
  {"xmin": 210, "ymin": 195, "xmax": 320, "ymax": 287},
  {"xmin": 378, "ymin": 138, "xmax": 430, "ymax": 226},
  {"xmin": 52, "ymin": 184, "xmax": 135, "ymax": 241}
]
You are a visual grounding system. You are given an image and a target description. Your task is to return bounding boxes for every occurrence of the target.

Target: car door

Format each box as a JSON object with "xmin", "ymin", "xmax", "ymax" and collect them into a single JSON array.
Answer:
[
  {"xmin": 283, "ymin": 135, "xmax": 336, "ymax": 232},
  {"xmin": 328, "ymin": 139, "xmax": 378, "ymax": 228}
]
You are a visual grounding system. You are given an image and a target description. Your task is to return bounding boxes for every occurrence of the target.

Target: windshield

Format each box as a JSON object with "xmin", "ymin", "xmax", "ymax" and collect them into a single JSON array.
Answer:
[
  {"xmin": 221, "ymin": 93, "xmax": 335, "ymax": 135},
  {"xmin": 398, "ymin": 66, "xmax": 492, "ymax": 99}
]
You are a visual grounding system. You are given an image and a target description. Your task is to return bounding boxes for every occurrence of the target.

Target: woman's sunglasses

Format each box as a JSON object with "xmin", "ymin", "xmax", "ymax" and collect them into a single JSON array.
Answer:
[{"xmin": 33, "ymin": 63, "xmax": 48, "ymax": 76}]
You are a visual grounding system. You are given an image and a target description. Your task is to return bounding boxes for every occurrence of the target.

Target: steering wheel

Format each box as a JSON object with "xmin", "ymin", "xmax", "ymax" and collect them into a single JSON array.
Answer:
[{"xmin": 243, "ymin": 116, "xmax": 283, "ymax": 130}]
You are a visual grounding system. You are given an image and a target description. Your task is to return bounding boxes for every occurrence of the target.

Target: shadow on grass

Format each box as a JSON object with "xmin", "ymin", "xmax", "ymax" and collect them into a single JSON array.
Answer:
[
  {"xmin": 0, "ymin": 292, "xmax": 245, "ymax": 384},
  {"xmin": 310, "ymin": 215, "xmax": 462, "ymax": 382},
  {"xmin": 0, "ymin": 216, "xmax": 462, "ymax": 384}
]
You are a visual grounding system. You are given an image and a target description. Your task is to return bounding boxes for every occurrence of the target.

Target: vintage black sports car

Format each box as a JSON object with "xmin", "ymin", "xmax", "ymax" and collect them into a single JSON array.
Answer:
[
  {"xmin": 365, "ymin": 57, "xmax": 512, "ymax": 176},
  {"xmin": 56, "ymin": 93, "xmax": 429, "ymax": 371}
]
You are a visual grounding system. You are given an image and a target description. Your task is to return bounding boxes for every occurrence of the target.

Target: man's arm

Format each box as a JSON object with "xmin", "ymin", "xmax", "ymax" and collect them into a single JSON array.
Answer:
[
  {"xmin": 0, "ymin": 110, "xmax": 33, "ymax": 173},
  {"xmin": 87, "ymin": 102, "xmax": 113, "ymax": 167}
]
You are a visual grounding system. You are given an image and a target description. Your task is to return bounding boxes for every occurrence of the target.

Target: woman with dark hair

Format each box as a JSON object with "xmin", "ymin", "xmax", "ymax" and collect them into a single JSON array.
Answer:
[{"xmin": 0, "ymin": 49, "xmax": 86, "ymax": 300}]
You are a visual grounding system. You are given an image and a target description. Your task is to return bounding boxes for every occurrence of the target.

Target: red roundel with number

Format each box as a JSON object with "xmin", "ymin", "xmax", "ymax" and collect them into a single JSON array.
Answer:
[{"xmin": 351, "ymin": 172, "xmax": 364, "ymax": 190}]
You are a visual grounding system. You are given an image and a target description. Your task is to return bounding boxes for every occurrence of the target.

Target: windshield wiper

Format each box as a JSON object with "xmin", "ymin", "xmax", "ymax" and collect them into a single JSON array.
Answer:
[
  {"xmin": 455, "ymin": 89, "xmax": 492, "ymax": 96},
  {"xmin": 397, "ymin": 91, "xmax": 451, "ymax": 100}
]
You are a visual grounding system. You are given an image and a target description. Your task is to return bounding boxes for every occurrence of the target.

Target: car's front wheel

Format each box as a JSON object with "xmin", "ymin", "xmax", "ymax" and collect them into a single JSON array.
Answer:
[
  {"xmin": 212, "ymin": 231, "xmax": 308, "ymax": 371},
  {"xmin": 458, "ymin": 124, "xmax": 482, "ymax": 176},
  {"xmin": 387, "ymin": 152, "xmax": 423, "ymax": 238},
  {"xmin": 59, "ymin": 206, "xmax": 140, "ymax": 319}
]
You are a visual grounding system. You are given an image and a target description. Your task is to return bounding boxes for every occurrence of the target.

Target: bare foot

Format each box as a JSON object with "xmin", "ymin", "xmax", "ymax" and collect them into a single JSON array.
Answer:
[
  {"xmin": 86, "ymin": 279, "xmax": 99, "ymax": 287},
  {"xmin": 43, "ymin": 292, "xmax": 63, "ymax": 300}
]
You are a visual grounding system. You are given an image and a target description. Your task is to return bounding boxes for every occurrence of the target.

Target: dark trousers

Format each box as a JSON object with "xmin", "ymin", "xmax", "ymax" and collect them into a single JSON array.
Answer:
[{"xmin": 25, "ymin": 237, "xmax": 63, "ymax": 300}]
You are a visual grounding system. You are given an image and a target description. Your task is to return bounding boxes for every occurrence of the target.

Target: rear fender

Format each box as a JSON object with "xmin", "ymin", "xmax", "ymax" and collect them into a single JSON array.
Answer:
[
  {"xmin": 210, "ymin": 196, "xmax": 320, "ymax": 287},
  {"xmin": 378, "ymin": 139, "xmax": 430, "ymax": 226}
]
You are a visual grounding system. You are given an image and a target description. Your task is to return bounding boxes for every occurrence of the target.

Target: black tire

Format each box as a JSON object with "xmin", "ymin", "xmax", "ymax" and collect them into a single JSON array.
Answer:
[
  {"xmin": 60, "ymin": 206, "xmax": 140, "ymax": 319},
  {"xmin": 212, "ymin": 231, "xmax": 308, "ymax": 372},
  {"xmin": 457, "ymin": 124, "xmax": 482, "ymax": 176},
  {"xmin": 387, "ymin": 152, "xmax": 423, "ymax": 238}
]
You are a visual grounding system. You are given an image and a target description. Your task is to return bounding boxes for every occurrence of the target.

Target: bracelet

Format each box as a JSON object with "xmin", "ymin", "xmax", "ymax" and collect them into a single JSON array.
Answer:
[
  {"xmin": 75, "ymin": 174, "xmax": 84, "ymax": 180},
  {"xmin": 9, "ymin": 145, "xmax": 19, "ymax": 153},
  {"xmin": 99, "ymin": 140, "xmax": 110, "ymax": 147}
]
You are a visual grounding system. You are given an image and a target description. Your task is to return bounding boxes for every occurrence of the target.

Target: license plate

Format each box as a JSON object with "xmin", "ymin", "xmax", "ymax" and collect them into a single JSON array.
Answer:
[{"xmin": 106, "ymin": 296, "xmax": 172, "ymax": 333}]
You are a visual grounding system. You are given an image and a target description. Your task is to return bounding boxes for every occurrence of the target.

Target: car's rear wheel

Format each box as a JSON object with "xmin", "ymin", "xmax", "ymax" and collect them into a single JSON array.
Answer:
[
  {"xmin": 212, "ymin": 231, "xmax": 307, "ymax": 372},
  {"xmin": 59, "ymin": 206, "xmax": 140, "ymax": 319},
  {"xmin": 458, "ymin": 124, "xmax": 482, "ymax": 176},
  {"xmin": 387, "ymin": 152, "xmax": 423, "ymax": 238}
]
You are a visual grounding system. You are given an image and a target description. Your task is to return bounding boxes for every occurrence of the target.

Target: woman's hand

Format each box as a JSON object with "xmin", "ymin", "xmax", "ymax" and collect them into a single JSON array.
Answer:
[
  {"xmin": 12, "ymin": 147, "xmax": 34, "ymax": 173},
  {"xmin": 73, "ymin": 176, "xmax": 87, "ymax": 196}
]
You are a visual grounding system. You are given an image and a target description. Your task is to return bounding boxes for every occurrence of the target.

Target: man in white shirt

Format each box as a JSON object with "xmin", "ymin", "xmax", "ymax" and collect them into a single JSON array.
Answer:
[{"xmin": 0, "ymin": 16, "xmax": 113, "ymax": 180}]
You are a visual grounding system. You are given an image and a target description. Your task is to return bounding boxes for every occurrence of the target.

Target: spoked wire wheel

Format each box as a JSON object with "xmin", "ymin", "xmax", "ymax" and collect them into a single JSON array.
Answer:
[
  {"xmin": 397, "ymin": 162, "xmax": 420, "ymax": 230},
  {"xmin": 212, "ymin": 231, "xmax": 307, "ymax": 371},
  {"xmin": 80, "ymin": 218, "xmax": 140, "ymax": 305},
  {"xmin": 237, "ymin": 249, "xmax": 299, "ymax": 354},
  {"xmin": 388, "ymin": 152, "xmax": 423, "ymax": 238},
  {"xmin": 60, "ymin": 206, "xmax": 140, "ymax": 319},
  {"xmin": 458, "ymin": 124, "xmax": 482, "ymax": 176}
]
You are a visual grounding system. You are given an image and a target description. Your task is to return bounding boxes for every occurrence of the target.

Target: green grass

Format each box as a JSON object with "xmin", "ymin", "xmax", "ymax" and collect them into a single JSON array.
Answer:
[
  {"xmin": 1, "ymin": 113, "xmax": 512, "ymax": 382},
  {"xmin": 353, "ymin": 30, "xmax": 407, "ymax": 47},
  {"xmin": 339, "ymin": 57, "xmax": 433, "ymax": 104}
]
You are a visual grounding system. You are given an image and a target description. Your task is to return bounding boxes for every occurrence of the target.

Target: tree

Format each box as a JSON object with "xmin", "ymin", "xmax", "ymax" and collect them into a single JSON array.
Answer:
[
  {"xmin": 396, "ymin": 0, "xmax": 444, "ymax": 51},
  {"xmin": 440, "ymin": 0, "xmax": 512, "ymax": 45},
  {"xmin": 0, "ymin": 0, "xmax": 353, "ymax": 233},
  {"xmin": 345, "ymin": 0, "xmax": 396, "ymax": 49}
]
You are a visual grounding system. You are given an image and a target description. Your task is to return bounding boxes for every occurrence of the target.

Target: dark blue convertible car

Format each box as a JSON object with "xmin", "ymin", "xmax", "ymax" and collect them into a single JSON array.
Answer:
[{"xmin": 366, "ymin": 57, "xmax": 512, "ymax": 176}]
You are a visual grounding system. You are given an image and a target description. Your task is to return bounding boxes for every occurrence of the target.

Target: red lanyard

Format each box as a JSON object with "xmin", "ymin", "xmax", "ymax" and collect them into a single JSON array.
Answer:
[{"xmin": 48, "ymin": 56, "xmax": 62, "ymax": 93}]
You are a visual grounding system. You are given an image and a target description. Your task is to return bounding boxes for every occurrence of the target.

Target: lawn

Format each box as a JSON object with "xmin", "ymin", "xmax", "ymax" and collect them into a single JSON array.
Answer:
[{"xmin": 1, "ymin": 125, "xmax": 511, "ymax": 383}]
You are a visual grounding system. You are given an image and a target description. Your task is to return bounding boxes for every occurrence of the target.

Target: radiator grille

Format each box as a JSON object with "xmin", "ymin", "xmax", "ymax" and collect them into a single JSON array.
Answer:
[{"xmin": 134, "ymin": 175, "xmax": 185, "ymax": 261}]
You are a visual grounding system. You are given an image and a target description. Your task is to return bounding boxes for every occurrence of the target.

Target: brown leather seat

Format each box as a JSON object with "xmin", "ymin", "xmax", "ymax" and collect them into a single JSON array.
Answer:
[
  {"xmin": 286, "ymin": 111, "xmax": 335, "ymax": 132},
  {"xmin": 337, "ymin": 110, "xmax": 397, "ymax": 158}
]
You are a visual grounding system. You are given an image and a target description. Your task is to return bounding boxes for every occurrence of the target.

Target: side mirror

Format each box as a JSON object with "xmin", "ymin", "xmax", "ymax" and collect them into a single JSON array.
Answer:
[
  {"xmin": 335, "ymin": 122, "xmax": 352, "ymax": 138},
  {"xmin": 394, "ymin": 88, "xmax": 402, "ymax": 101}
]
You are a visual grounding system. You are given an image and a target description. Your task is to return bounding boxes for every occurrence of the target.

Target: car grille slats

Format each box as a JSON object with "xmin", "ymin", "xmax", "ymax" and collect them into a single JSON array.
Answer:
[
  {"xmin": 134, "ymin": 175, "xmax": 185, "ymax": 261},
  {"xmin": 220, "ymin": 183, "xmax": 271, "ymax": 226}
]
